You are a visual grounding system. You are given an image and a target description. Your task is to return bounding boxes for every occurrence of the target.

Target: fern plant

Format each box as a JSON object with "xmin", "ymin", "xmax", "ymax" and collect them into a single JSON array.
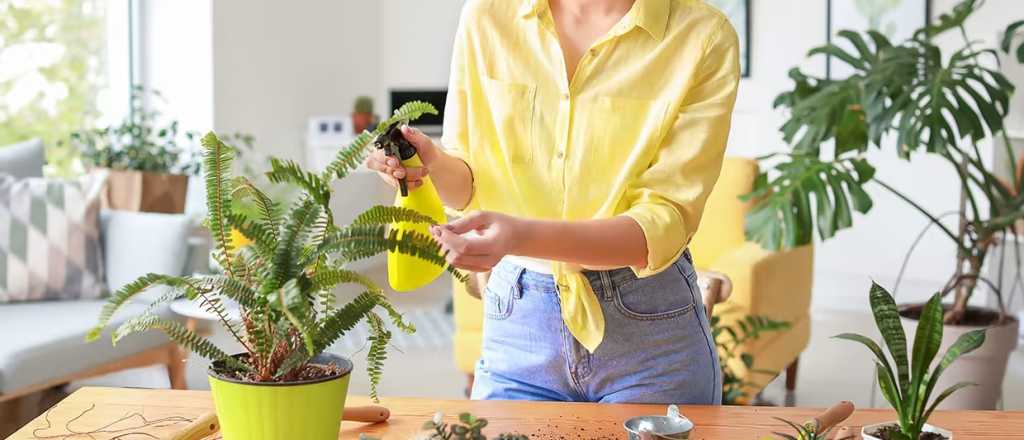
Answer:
[
  {"xmin": 766, "ymin": 417, "xmax": 851, "ymax": 440},
  {"xmin": 87, "ymin": 101, "xmax": 462, "ymax": 400}
]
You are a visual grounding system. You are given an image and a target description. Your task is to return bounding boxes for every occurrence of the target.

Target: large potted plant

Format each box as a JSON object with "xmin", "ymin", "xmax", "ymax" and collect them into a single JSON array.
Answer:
[
  {"xmin": 744, "ymin": 0, "xmax": 1021, "ymax": 408},
  {"xmin": 68, "ymin": 86, "xmax": 253, "ymax": 213},
  {"xmin": 836, "ymin": 283, "xmax": 985, "ymax": 440},
  {"xmin": 87, "ymin": 102, "xmax": 460, "ymax": 440}
]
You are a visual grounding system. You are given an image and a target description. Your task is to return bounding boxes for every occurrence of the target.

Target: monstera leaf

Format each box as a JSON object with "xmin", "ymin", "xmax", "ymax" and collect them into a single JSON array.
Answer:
[{"xmin": 743, "ymin": 155, "xmax": 874, "ymax": 251}]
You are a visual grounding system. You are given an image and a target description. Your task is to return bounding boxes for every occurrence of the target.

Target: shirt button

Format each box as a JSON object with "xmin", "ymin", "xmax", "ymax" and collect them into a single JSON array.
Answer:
[
  {"xmin": 561, "ymin": 92, "xmax": 570, "ymax": 100},
  {"xmin": 556, "ymin": 151, "xmax": 565, "ymax": 159}
]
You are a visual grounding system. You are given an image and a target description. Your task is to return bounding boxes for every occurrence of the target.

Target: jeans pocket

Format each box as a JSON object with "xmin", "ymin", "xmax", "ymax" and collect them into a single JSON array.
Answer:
[
  {"xmin": 613, "ymin": 264, "xmax": 695, "ymax": 321},
  {"xmin": 483, "ymin": 273, "xmax": 519, "ymax": 320}
]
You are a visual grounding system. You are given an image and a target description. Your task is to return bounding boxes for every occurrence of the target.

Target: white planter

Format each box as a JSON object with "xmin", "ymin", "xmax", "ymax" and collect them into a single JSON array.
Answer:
[
  {"xmin": 899, "ymin": 308, "xmax": 1019, "ymax": 409},
  {"xmin": 861, "ymin": 422, "xmax": 952, "ymax": 440}
]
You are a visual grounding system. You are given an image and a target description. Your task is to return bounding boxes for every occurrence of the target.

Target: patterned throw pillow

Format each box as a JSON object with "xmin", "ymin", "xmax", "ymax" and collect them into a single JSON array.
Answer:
[{"xmin": 0, "ymin": 172, "xmax": 108, "ymax": 302}]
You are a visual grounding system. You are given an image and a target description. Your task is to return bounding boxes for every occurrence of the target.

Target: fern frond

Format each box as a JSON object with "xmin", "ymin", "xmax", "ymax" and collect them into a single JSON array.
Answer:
[
  {"xmin": 194, "ymin": 290, "xmax": 249, "ymax": 352},
  {"xmin": 319, "ymin": 224, "xmax": 467, "ymax": 282},
  {"xmin": 201, "ymin": 132, "xmax": 235, "ymax": 267},
  {"xmin": 321, "ymin": 130, "xmax": 375, "ymax": 182},
  {"xmin": 196, "ymin": 275, "xmax": 263, "ymax": 310},
  {"xmin": 365, "ymin": 312, "xmax": 392, "ymax": 402},
  {"xmin": 375, "ymin": 296, "xmax": 416, "ymax": 335},
  {"xmin": 266, "ymin": 158, "xmax": 331, "ymax": 207},
  {"xmin": 88, "ymin": 274, "xmax": 196, "ymax": 341},
  {"xmin": 312, "ymin": 290, "xmax": 380, "ymax": 354},
  {"xmin": 278, "ymin": 279, "xmax": 316, "ymax": 356},
  {"xmin": 226, "ymin": 211, "xmax": 277, "ymax": 259},
  {"xmin": 380, "ymin": 101, "xmax": 438, "ymax": 128},
  {"xmin": 312, "ymin": 267, "xmax": 381, "ymax": 292},
  {"xmin": 352, "ymin": 205, "xmax": 438, "ymax": 226},
  {"xmin": 113, "ymin": 314, "xmax": 247, "ymax": 371},
  {"xmin": 243, "ymin": 307, "xmax": 274, "ymax": 359},
  {"xmin": 232, "ymin": 176, "xmax": 282, "ymax": 233},
  {"xmin": 270, "ymin": 197, "xmax": 323, "ymax": 290}
]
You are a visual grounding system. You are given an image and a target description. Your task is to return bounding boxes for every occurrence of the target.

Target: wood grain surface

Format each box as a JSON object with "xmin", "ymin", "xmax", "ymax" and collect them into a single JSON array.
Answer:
[{"xmin": 7, "ymin": 387, "xmax": 1021, "ymax": 439}]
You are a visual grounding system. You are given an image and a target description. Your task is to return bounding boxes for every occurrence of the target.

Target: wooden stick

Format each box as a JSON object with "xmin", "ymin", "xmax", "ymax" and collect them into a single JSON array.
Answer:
[
  {"xmin": 169, "ymin": 411, "xmax": 218, "ymax": 440},
  {"xmin": 171, "ymin": 406, "xmax": 390, "ymax": 440}
]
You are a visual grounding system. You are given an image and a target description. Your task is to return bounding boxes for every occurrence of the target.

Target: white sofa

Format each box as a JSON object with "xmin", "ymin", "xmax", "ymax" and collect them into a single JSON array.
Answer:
[{"xmin": 0, "ymin": 140, "xmax": 193, "ymax": 401}]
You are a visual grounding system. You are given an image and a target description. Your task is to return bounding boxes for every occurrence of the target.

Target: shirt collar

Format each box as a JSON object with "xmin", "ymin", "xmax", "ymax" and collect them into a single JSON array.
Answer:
[{"xmin": 518, "ymin": 0, "xmax": 668, "ymax": 41}]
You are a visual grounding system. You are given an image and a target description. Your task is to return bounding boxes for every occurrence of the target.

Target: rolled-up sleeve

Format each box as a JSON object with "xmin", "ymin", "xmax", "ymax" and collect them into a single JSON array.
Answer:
[
  {"xmin": 622, "ymin": 18, "xmax": 741, "ymax": 277},
  {"xmin": 440, "ymin": 3, "xmax": 478, "ymax": 213}
]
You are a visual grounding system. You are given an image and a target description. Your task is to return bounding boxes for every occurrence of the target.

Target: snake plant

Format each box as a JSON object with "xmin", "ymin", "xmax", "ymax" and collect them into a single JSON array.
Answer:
[
  {"xmin": 834, "ymin": 283, "xmax": 985, "ymax": 440},
  {"xmin": 744, "ymin": 0, "xmax": 1024, "ymax": 324},
  {"xmin": 87, "ymin": 101, "xmax": 462, "ymax": 400}
]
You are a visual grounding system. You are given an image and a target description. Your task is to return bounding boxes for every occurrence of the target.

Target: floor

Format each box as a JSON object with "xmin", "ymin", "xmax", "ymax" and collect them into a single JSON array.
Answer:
[{"xmin": 3, "ymin": 264, "xmax": 1024, "ymax": 436}]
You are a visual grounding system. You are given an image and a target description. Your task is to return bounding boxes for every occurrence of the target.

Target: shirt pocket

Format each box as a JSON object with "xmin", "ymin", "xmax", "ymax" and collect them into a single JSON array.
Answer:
[{"xmin": 480, "ymin": 76, "xmax": 537, "ymax": 164}]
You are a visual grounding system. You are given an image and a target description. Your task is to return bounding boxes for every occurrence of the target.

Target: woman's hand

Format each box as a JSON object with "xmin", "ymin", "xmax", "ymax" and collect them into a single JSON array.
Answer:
[
  {"xmin": 364, "ymin": 126, "xmax": 441, "ymax": 191},
  {"xmin": 431, "ymin": 211, "xmax": 529, "ymax": 272}
]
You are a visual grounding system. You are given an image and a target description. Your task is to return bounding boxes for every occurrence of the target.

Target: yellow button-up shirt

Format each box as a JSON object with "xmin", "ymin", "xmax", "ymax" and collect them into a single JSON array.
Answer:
[{"xmin": 441, "ymin": 0, "xmax": 740, "ymax": 352}]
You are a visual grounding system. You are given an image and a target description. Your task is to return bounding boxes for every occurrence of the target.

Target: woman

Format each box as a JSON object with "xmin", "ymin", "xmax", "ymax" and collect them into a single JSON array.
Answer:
[{"xmin": 367, "ymin": 0, "xmax": 739, "ymax": 404}]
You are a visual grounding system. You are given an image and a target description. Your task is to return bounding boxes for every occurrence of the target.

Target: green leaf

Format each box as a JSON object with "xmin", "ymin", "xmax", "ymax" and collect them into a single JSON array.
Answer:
[
  {"xmin": 352, "ymin": 205, "xmax": 438, "ymax": 226},
  {"xmin": 114, "ymin": 314, "xmax": 247, "ymax": 371},
  {"xmin": 201, "ymin": 132, "xmax": 235, "ymax": 264},
  {"xmin": 869, "ymin": 282, "xmax": 910, "ymax": 394},
  {"xmin": 921, "ymin": 329, "xmax": 986, "ymax": 413},
  {"xmin": 88, "ymin": 274, "xmax": 196, "ymax": 341},
  {"xmin": 922, "ymin": 381, "xmax": 975, "ymax": 422},
  {"xmin": 876, "ymin": 362, "xmax": 902, "ymax": 414},
  {"xmin": 908, "ymin": 293, "xmax": 944, "ymax": 411}
]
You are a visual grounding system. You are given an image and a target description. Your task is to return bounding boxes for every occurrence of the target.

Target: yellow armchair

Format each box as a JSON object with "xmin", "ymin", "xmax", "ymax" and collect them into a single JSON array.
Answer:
[{"xmin": 451, "ymin": 157, "xmax": 813, "ymax": 399}]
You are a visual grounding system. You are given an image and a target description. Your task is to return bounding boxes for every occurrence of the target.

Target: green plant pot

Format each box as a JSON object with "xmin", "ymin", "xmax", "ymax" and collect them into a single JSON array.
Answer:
[{"xmin": 208, "ymin": 353, "xmax": 352, "ymax": 440}]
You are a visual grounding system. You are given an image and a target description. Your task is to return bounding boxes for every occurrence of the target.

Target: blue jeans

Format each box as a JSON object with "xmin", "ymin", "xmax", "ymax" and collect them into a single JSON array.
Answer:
[{"xmin": 471, "ymin": 251, "xmax": 722, "ymax": 404}]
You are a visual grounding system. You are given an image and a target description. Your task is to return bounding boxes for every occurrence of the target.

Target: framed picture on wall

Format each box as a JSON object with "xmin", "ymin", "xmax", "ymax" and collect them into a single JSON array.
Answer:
[
  {"xmin": 827, "ymin": 0, "xmax": 931, "ymax": 79},
  {"xmin": 707, "ymin": 0, "xmax": 751, "ymax": 77}
]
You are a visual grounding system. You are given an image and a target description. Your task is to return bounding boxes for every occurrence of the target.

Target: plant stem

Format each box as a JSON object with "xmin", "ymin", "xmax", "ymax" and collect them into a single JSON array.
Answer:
[{"xmin": 872, "ymin": 178, "xmax": 966, "ymax": 251}]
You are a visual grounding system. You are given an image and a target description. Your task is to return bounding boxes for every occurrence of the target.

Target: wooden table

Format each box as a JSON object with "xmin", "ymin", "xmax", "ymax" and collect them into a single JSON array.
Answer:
[{"xmin": 7, "ymin": 387, "xmax": 1021, "ymax": 439}]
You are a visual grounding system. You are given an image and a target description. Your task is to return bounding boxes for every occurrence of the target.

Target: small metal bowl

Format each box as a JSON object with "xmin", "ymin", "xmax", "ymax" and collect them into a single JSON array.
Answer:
[{"xmin": 623, "ymin": 405, "xmax": 694, "ymax": 440}]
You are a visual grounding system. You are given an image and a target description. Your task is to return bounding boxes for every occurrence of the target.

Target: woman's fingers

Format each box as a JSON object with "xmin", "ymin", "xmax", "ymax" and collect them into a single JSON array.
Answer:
[
  {"xmin": 364, "ymin": 149, "xmax": 429, "ymax": 188},
  {"xmin": 446, "ymin": 212, "xmax": 491, "ymax": 235}
]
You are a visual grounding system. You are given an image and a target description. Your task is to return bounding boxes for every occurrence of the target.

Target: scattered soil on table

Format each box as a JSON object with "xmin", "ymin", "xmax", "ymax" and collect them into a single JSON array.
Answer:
[
  {"xmin": 868, "ymin": 425, "xmax": 948, "ymax": 440},
  {"xmin": 216, "ymin": 362, "xmax": 344, "ymax": 383}
]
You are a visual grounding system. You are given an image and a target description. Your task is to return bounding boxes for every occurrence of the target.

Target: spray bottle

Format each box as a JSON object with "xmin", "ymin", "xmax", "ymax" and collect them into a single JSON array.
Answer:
[{"xmin": 374, "ymin": 122, "xmax": 447, "ymax": 292}]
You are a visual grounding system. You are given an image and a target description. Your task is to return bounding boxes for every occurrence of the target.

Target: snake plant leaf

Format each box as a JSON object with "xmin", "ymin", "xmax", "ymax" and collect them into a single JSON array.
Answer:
[
  {"xmin": 833, "ymin": 333, "xmax": 898, "ymax": 388},
  {"xmin": 875, "ymin": 362, "xmax": 903, "ymax": 417},
  {"xmin": 921, "ymin": 329, "xmax": 987, "ymax": 410},
  {"xmin": 869, "ymin": 283, "xmax": 910, "ymax": 394},
  {"xmin": 908, "ymin": 293, "xmax": 944, "ymax": 420},
  {"xmin": 923, "ymin": 381, "xmax": 976, "ymax": 422}
]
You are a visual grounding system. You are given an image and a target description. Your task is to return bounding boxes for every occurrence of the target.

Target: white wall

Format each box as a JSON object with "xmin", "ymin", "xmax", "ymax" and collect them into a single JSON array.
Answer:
[
  {"xmin": 210, "ymin": 0, "xmax": 380, "ymax": 160},
  {"xmin": 149, "ymin": 0, "xmax": 1024, "ymax": 311}
]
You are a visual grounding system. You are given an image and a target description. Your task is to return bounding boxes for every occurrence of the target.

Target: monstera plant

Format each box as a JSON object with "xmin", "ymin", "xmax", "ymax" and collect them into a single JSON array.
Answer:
[
  {"xmin": 87, "ymin": 102, "xmax": 462, "ymax": 440},
  {"xmin": 744, "ymin": 0, "xmax": 1020, "ymax": 409}
]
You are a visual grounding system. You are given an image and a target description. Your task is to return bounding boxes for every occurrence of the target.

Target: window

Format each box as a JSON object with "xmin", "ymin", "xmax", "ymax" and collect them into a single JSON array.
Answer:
[{"xmin": 0, "ymin": 0, "xmax": 132, "ymax": 175}]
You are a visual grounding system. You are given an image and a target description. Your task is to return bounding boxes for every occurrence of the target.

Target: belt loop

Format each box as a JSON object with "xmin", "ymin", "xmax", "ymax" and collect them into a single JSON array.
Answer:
[{"xmin": 598, "ymin": 270, "xmax": 614, "ymax": 301}]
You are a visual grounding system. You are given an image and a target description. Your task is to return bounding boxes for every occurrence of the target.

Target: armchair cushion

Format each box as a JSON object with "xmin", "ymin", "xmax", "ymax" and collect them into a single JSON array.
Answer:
[
  {"xmin": 708, "ymin": 242, "xmax": 814, "ymax": 324},
  {"xmin": 0, "ymin": 300, "xmax": 173, "ymax": 394},
  {"xmin": 100, "ymin": 210, "xmax": 192, "ymax": 303},
  {"xmin": 0, "ymin": 139, "xmax": 44, "ymax": 179}
]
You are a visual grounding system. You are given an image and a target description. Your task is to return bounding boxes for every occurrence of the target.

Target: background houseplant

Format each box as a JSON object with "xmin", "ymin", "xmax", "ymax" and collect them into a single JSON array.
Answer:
[
  {"xmin": 67, "ymin": 86, "xmax": 254, "ymax": 213},
  {"xmin": 87, "ymin": 102, "xmax": 461, "ymax": 440},
  {"xmin": 744, "ymin": 0, "xmax": 1020, "ymax": 408},
  {"xmin": 836, "ymin": 283, "xmax": 984, "ymax": 440},
  {"xmin": 352, "ymin": 95, "xmax": 378, "ymax": 134},
  {"xmin": 712, "ymin": 309, "xmax": 790, "ymax": 404}
]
